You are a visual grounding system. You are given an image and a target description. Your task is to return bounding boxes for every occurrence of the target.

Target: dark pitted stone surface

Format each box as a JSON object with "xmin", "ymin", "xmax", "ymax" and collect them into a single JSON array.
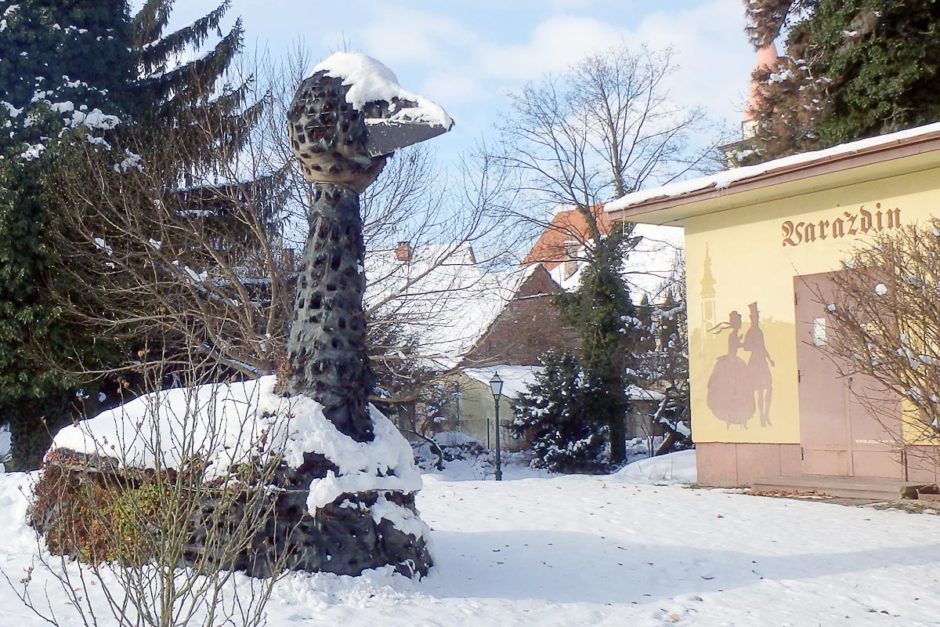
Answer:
[
  {"xmin": 34, "ymin": 61, "xmax": 444, "ymax": 582},
  {"xmin": 185, "ymin": 464, "xmax": 432, "ymax": 578},
  {"xmin": 36, "ymin": 449, "xmax": 432, "ymax": 579},
  {"xmin": 284, "ymin": 72, "xmax": 386, "ymax": 443}
]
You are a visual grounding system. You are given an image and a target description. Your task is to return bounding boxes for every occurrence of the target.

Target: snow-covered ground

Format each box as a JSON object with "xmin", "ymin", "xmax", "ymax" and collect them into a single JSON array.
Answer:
[
  {"xmin": 0, "ymin": 424, "xmax": 10, "ymax": 473},
  {"xmin": 616, "ymin": 449, "xmax": 697, "ymax": 484},
  {"xmin": 1, "ymin": 452, "xmax": 939, "ymax": 625}
]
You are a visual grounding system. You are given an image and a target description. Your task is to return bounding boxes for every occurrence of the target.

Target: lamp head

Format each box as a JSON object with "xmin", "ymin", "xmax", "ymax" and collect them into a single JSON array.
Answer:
[{"xmin": 489, "ymin": 371, "xmax": 504, "ymax": 399}]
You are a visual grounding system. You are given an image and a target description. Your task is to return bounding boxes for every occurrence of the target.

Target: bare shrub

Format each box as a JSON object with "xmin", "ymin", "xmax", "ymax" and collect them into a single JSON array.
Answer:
[
  {"xmin": 815, "ymin": 218, "xmax": 940, "ymax": 470},
  {"xmin": 6, "ymin": 359, "xmax": 292, "ymax": 627}
]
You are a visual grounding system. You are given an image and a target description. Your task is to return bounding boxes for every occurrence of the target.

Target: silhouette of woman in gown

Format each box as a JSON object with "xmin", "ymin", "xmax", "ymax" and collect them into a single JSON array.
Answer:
[
  {"xmin": 743, "ymin": 302, "xmax": 774, "ymax": 427},
  {"xmin": 707, "ymin": 311, "xmax": 755, "ymax": 427}
]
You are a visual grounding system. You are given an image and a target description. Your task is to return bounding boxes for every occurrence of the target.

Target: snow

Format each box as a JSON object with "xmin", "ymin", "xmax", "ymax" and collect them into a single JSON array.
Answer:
[
  {"xmin": 113, "ymin": 148, "xmax": 142, "ymax": 173},
  {"xmin": 68, "ymin": 107, "xmax": 119, "ymax": 130},
  {"xmin": 313, "ymin": 53, "xmax": 453, "ymax": 130},
  {"xmin": 1, "ymin": 100, "xmax": 23, "ymax": 118},
  {"xmin": 364, "ymin": 244, "xmax": 523, "ymax": 368},
  {"xmin": 463, "ymin": 365, "xmax": 543, "ymax": 399},
  {"xmin": 48, "ymin": 376, "xmax": 422, "ymax": 514},
  {"xmin": 2, "ymin": 461, "xmax": 940, "ymax": 625},
  {"xmin": 625, "ymin": 384, "xmax": 666, "ymax": 402},
  {"xmin": 606, "ymin": 121, "xmax": 940, "ymax": 213},
  {"xmin": 615, "ymin": 449, "xmax": 697, "ymax": 484},
  {"xmin": 549, "ymin": 222, "xmax": 684, "ymax": 303},
  {"xmin": 0, "ymin": 424, "xmax": 9, "ymax": 473},
  {"xmin": 92, "ymin": 236, "xmax": 112, "ymax": 255},
  {"xmin": 19, "ymin": 143, "xmax": 44, "ymax": 161}
]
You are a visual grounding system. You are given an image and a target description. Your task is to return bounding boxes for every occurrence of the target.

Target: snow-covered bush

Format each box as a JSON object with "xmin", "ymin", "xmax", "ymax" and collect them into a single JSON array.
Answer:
[
  {"xmin": 23, "ymin": 373, "xmax": 430, "ymax": 626},
  {"xmin": 411, "ymin": 431, "xmax": 486, "ymax": 471},
  {"xmin": 510, "ymin": 350, "xmax": 607, "ymax": 473}
]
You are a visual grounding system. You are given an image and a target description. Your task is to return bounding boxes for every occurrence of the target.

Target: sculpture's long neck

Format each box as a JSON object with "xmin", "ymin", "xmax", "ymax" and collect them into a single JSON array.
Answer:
[{"xmin": 286, "ymin": 183, "xmax": 373, "ymax": 442}]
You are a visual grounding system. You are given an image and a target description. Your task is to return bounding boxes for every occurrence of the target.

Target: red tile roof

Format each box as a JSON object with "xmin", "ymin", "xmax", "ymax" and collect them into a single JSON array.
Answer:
[{"xmin": 522, "ymin": 206, "xmax": 613, "ymax": 270}]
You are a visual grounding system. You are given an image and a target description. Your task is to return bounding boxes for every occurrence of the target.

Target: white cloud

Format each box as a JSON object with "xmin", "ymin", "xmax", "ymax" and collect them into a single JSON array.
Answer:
[
  {"xmin": 307, "ymin": 0, "xmax": 755, "ymax": 147},
  {"xmin": 480, "ymin": 16, "xmax": 630, "ymax": 81},
  {"xmin": 354, "ymin": 6, "xmax": 480, "ymax": 70},
  {"xmin": 631, "ymin": 0, "xmax": 753, "ymax": 126}
]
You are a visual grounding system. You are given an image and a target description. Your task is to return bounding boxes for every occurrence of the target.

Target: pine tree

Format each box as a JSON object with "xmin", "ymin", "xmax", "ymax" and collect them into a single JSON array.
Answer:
[
  {"xmin": 553, "ymin": 225, "xmax": 637, "ymax": 465},
  {"xmin": 633, "ymin": 294, "xmax": 657, "ymax": 383},
  {"xmin": 0, "ymin": 0, "xmax": 260, "ymax": 468},
  {"xmin": 0, "ymin": 0, "xmax": 137, "ymax": 468},
  {"xmin": 744, "ymin": 0, "xmax": 940, "ymax": 162},
  {"xmin": 511, "ymin": 349, "xmax": 607, "ymax": 473},
  {"xmin": 131, "ymin": 1, "xmax": 261, "ymax": 177},
  {"xmin": 652, "ymin": 289, "xmax": 690, "ymax": 440}
]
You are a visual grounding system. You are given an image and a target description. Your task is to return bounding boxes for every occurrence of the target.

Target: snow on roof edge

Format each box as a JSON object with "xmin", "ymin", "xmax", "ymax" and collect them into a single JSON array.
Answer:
[{"xmin": 606, "ymin": 121, "xmax": 940, "ymax": 213}]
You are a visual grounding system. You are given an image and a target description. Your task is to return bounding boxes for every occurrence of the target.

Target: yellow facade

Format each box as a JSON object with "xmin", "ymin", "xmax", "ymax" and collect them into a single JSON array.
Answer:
[
  {"xmin": 449, "ymin": 375, "xmax": 520, "ymax": 451},
  {"xmin": 684, "ymin": 165, "xmax": 940, "ymax": 445}
]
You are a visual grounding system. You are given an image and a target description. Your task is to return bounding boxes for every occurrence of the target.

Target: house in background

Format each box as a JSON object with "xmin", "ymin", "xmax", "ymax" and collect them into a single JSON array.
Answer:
[
  {"xmin": 522, "ymin": 205, "xmax": 684, "ymax": 302},
  {"xmin": 461, "ymin": 264, "xmax": 580, "ymax": 368},
  {"xmin": 447, "ymin": 365, "xmax": 543, "ymax": 452},
  {"xmin": 607, "ymin": 122, "xmax": 940, "ymax": 495},
  {"xmin": 431, "ymin": 207, "xmax": 680, "ymax": 450},
  {"xmin": 442, "ymin": 264, "xmax": 579, "ymax": 450}
]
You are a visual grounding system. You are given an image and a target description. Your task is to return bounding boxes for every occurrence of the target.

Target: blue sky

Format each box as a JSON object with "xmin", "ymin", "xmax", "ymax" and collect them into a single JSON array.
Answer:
[{"xmin": 150, "ymin": 0, "xmax": 756, "ymax": 169}]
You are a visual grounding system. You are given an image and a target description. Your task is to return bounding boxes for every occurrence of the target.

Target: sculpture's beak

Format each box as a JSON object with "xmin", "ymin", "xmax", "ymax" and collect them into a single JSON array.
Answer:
[{"xmin": 365, "ymin": 116, "xmax": 454, "ymax": 158}]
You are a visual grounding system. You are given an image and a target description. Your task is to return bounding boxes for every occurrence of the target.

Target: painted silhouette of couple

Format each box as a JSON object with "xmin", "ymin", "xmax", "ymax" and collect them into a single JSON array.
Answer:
[{"xmin": 707, "ymin": 302, "xmax": 774, "ymax": 428}]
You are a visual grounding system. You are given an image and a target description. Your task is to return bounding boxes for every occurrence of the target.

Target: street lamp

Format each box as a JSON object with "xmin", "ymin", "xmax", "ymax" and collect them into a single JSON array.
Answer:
[{"xmin": 489, "ymin": 371, "xmax": 504, "ymax": 481}]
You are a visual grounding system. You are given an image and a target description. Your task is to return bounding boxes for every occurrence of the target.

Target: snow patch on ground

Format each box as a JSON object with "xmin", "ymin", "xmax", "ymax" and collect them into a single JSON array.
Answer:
[
  {"xmin": 2, "ymin": 468, "xmax": 939, "ymax": 625},
  {"xmin": 615, "ymin": 449, "xmax": 697, "ymax": 484}
]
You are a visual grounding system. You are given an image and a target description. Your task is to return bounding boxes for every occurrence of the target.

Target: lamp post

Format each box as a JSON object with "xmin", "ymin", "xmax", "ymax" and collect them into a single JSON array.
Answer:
[{"xmin": 489, "ymin": 371, "xmax": 504, "ymax": 481}]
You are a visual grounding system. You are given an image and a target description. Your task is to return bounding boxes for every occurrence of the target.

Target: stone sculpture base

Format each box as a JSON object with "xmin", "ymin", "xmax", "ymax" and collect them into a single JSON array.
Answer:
[{"xmin": 33, "ymin": 451, "xmax": 432, "ymax": 579}]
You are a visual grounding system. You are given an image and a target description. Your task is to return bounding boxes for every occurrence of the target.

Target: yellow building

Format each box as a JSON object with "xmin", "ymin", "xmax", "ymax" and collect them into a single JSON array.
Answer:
[{"xmin": 608, "ymin": 123, "xmax": 940, "ymax": 490}]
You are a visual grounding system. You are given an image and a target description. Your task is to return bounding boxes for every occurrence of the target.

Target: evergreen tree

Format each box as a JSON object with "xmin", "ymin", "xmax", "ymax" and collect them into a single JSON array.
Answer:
[
  {"xmin": 744, "ymin": 0, "xmax": 940, "ymax": 162},
  {"xmin": 0, "ymin": 0, "xmax": 258, "ymax": 468},
  {"xmin": 633, "ymin": 293, "xmax": 657, "ymax": 384},
  {"xmin": 651, "ymin": 289, "xmax": 690, "ymax": 444},
  {"xmin": 511, "ymin": 349, "xmax": 607, "ymax": 473},
  {"xmin": 0, "ymin": 0, "xmax": 135, "ymax": 468},
  {"xmin": 554, "ymin": 225, "xmax": 637, "ymax": 465}
]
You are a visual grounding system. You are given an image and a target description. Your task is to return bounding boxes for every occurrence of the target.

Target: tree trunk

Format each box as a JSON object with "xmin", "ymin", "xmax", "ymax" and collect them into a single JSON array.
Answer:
[
  {"xmin": 609, "ymin": 410, "xmax": 627, "ymax": 465},
  {"xmin": 285, "ymin": 184, "xmax": 374, "ymax": 442}
]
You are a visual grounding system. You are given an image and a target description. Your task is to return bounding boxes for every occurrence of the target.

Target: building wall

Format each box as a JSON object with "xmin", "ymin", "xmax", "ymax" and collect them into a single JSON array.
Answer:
[
  {"xmin": 447, "ymin": 376, "xmax": 524, "ymax": 452},
  {"xmin": 684, "ymin": 165, "xmax": 940, "ymax": 484},
  {"xmin": 462, "ymin": 265, "xmax": 580, "ymax": 367}
]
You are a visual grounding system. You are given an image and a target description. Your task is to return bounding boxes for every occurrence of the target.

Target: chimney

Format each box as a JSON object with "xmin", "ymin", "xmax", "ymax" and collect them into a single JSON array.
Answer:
[
  {"xmin": 562, "ymin": 240, "xmax": 578, "ymax": 280},
  {"xmin": 395, "ymin": 241, "xmax": 412, "ymax": 263},
  {"xmin": 743, "ymin": 42, "xmax": 780, "ymax": 138}
]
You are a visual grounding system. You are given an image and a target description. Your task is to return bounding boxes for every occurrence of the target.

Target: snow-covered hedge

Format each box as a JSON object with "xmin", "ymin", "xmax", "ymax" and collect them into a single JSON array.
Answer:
[{"xmin": 49, "ymin": 376, "xmax": 422, "ymax": 514}]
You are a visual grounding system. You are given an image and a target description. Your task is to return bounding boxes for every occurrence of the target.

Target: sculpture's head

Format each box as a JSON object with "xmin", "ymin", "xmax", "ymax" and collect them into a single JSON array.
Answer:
[{"xmin": 287, "ymin": 53, "xmax": 454, "ymax": 191}]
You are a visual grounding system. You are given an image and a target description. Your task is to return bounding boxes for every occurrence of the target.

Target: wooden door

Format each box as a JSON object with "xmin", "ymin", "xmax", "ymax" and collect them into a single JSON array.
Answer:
[{"xmin": 794, "ymin": 272, "xmax": 904, "ymax": 478}]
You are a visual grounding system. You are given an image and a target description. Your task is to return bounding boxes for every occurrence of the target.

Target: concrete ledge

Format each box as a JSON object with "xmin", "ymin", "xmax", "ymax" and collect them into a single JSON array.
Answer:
[{"xmin": 751, "ymin": 475, "xmax": 923, "ymax": 501}]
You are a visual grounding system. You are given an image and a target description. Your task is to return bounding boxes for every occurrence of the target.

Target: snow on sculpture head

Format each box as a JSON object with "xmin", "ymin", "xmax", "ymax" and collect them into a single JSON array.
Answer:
[{"xmin": 287, "ymin": 53, "xmax": 454, "ymax": 191}]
